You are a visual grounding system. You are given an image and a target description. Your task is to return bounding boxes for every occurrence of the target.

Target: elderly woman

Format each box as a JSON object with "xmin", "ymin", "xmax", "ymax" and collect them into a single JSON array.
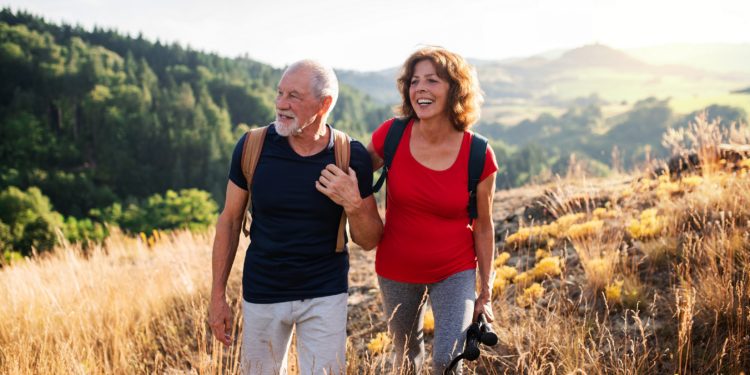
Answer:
[{"xmin": 367, "ymin": 46, "xmax": 497, "ymax": 374}]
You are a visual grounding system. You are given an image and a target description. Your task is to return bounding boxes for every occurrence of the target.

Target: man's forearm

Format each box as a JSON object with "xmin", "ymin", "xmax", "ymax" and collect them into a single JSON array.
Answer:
[
  {"xmin": 211, "ymin": 214, "xmax": 242, "ymax": 298},
  {"xmin": 345, "ymin": 196, "xmax": 382, "ymax": 250}
]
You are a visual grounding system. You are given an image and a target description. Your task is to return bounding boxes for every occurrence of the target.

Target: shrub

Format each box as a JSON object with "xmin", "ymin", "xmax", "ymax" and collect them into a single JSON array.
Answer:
[
  {"xmin": 108, "ymin": 189, "xmax": 218, "ymax": 233},
  {"xmin": 0, "ymin": 186, "xmax": 62, "ymax": 256}
]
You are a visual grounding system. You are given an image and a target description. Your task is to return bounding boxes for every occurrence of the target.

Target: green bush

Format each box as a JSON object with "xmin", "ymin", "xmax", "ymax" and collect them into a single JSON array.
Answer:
[
  {"xmin": 104, "ymin": 189, "xmax": 218, "ymax": 234},
  {"xmin": 0, "ymin": 186, "xmax": 62, "ymax": 256},
  {"xmin": 63, "ymin": 216, "xmax": 109, "ymax": 249}
]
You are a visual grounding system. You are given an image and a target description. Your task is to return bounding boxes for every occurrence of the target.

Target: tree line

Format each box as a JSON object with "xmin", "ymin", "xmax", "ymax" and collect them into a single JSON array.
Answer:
[{"xmin": 0, "ymin": 9, "xmax": 389, "ymax": 260}]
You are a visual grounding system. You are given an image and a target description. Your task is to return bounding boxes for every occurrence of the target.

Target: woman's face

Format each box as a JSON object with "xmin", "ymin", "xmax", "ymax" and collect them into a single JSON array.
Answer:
[{"xmin": 408, "ymin": 59, "xmax": 450, "ymax": 122}]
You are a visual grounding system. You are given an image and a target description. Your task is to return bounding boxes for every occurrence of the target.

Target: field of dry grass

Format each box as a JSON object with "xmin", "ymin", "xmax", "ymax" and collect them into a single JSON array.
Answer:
[{"xmin": 1, "ymin": 117, "xmax": 749, "ymax": 374}]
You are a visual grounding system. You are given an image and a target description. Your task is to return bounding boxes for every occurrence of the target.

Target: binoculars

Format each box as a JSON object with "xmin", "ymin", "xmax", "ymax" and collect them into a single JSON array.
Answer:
[{"xmin": 444, "ymin": 313, "xmax": 498, "ymax": 374}]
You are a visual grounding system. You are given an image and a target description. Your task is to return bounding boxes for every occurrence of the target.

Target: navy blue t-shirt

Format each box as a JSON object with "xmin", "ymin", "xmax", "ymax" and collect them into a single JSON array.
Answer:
[{"xmin": 228, "ymin": 124, "xmax": 373, "ymax": 303}]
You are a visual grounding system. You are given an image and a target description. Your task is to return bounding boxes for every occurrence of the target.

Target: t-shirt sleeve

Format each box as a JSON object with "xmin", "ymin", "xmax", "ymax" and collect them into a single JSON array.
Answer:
[
  {"xmin": 480, "ymin": 143, "xmax": 498, "ymax": 182},
  {"xmin": 228, "ymin": 133, "xmax": 249, "ymax": 190},
  {"xmin": 350, "ymin": 140, "xmax": 374, "ymax": 198},
  {"xmin": 371, "ymin": 118, "xmax": 397, "ymax": 159}
]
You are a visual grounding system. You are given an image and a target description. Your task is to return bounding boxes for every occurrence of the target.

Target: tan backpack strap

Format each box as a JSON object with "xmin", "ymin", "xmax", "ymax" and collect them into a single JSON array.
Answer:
[
  {"xmin": 332, "ymin": 128, "xmax": 351, "ymax": 252},
  {"xmin": 240, "ymin": 125, "xmax": 269, "ymax": 237}
]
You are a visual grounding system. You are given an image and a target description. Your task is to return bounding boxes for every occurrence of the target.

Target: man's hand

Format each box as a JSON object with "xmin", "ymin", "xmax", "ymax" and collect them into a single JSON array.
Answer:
[
  {"xmin": 316, "ymin": 165, "xmax": 362, "ymax": 212},
  {"xmin": 208, "ymin": 295, "xmax": 233, "ymax": 347}
]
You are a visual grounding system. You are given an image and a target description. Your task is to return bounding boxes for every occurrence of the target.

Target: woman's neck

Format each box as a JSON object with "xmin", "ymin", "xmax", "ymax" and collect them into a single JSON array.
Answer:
[{"xmin": 414, "ymin": 116, "xmax": 459, "ymax": 144}]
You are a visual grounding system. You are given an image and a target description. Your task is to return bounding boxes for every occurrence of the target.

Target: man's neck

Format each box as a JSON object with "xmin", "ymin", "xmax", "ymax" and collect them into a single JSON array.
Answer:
[{"xmin": 287, "ymin": 121, "xmax": 329, "ymax": 157}]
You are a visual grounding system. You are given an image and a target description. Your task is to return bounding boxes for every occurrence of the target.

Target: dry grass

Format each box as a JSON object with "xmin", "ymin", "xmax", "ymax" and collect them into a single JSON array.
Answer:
[
  {"xmin": 2, "ymin": 114, "xmax": 749, "ymax": 374},
  {"xmin": 0, "ymin": 229, "xmax": 245, "ymax": 374}
]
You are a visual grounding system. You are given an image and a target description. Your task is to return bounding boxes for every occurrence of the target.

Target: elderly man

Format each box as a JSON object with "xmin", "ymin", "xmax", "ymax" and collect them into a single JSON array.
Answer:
[{"xmin": 208, "ymin": 60, "xmax": 382, "ymax": 374}]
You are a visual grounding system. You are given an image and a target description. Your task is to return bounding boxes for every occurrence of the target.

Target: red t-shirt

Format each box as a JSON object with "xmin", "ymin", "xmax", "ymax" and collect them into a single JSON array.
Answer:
[{"xmin": 372, "ymin": 118, "xmax": 498, "ymax": 283}]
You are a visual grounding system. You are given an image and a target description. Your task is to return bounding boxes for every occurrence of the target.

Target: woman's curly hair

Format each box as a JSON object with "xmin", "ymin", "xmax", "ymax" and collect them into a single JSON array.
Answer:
[{"xmin": 396, "ymin": 46, "xmax": 484, "ymax": 131}]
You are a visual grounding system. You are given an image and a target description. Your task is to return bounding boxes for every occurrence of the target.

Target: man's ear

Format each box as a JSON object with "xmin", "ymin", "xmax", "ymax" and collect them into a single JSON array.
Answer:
[{"xmin": 319, "ymin": 96, "xmax": 333, "ymax": 116}]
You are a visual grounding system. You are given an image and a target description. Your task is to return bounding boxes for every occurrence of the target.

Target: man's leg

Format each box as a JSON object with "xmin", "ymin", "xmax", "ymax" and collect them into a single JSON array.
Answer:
[
  {"xmin": 428, "ymin": 269, "xmax": 476, "ymax": 375},
  {"xmin": 293, "ymin": 293, "xmax": 348, "ymax": 375},
  {"xmin": 241, "ymin": 300, "xmax": 294, "ymax": 375},
  {"xmin": 378, "ymin": 276, "xmax": 428, "ymax": 375}
]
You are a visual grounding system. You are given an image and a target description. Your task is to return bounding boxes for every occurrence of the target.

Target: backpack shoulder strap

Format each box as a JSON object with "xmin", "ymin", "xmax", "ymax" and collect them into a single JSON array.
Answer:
[
  {"xmin": 467, "ymin": 132, "xmax": 489, "ymax": 221},
  {"xmin": 372, "ymin": 117, "xmax": 409, "ymax": 192},
  {"xmin": 240, "ymin": 125, "xmax": 269, "ymax": 237},
  {"xmin": 332, "ymin": 128, "xmax": 351, "ymax": 171},
  {"xmin": 331, "ymin": 127, "xmax": 351, "ymax": 252}
]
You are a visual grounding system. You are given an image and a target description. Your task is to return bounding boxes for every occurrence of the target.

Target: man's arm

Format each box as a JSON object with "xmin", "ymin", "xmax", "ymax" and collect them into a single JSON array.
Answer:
[
  {"xmin": 208, "ymin": 181, "xmax": 248, "ymax": 347},
  {"xmin": 473, "ymin": 171, "xmax": 497, "ymax": 323},
  {"xmin": 316, "ymin": 165, "xmax": 382, "ymax": 250}
]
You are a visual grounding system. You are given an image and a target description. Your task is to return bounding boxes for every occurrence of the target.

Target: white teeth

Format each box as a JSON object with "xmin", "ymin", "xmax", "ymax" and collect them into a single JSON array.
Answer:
[{"xmin": 417, "ymin": 99, "xmax": 433, "ymax": 105}]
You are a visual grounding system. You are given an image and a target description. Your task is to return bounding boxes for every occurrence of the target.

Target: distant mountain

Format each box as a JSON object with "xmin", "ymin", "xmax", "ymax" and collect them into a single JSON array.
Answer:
[
  {"xmin": 338, "ymin": 43, "xmax": 750, "ymax": 112},
  {"xmin": 552, "ymin": 44, "xmax": 647, "ymax": 70},
  {"xmin": 628, "ymin": 43, "xmax": 750, "ymax": 75},
  {"xmin": 336, "ymin": 68, "xmax": 400, "ymax": 104}
]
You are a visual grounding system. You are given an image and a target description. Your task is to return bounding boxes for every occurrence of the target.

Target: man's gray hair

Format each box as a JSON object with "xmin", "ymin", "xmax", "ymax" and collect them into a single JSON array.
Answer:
[{"xmin": 286, "ymin": 60, "xmax": 339, "ymax": 117}]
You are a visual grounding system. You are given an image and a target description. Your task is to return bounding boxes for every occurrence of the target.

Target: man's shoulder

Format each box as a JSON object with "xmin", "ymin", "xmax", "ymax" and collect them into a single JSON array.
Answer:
[{"xmin": 348, "ymin": 138, "xmax": 370, "ymax": 159}]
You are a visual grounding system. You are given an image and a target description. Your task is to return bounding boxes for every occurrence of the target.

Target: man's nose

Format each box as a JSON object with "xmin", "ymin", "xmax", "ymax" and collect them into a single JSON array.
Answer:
[{"xmin": 276, "ymin": 95, "xmax": 289, "ymax": 108}]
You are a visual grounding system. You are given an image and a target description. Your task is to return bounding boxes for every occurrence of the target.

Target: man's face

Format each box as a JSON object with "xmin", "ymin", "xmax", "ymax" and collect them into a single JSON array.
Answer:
[{"xmin": 274, "ymin": 68, "xmax": 324, "ymax": 137}]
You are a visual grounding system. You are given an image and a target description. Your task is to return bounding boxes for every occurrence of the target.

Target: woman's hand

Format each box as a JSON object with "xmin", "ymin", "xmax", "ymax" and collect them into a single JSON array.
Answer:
[{"xmin": 473, "ymin": 290, "xmax": 494, "ymax": 323}]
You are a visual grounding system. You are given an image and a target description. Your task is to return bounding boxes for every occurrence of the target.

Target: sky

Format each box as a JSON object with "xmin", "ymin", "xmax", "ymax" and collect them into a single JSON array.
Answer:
[{"xmin": 5, "ymin": 0, "xmax": 750, "ymax": 71}]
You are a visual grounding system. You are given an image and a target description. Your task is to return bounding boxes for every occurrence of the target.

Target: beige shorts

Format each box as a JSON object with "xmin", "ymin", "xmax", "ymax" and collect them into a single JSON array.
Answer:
[{"xmin": 240, "ymin": 293, "xmax": 347, "ymax": 375}]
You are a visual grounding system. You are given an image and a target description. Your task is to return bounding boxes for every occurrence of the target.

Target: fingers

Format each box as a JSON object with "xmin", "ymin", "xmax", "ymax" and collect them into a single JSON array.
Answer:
[
  {"xmin": 315, "ymin": 180, "xmax": 330, "ymax": 194},
  {"xmin": 324, "ymin": 164, "xmax": 345, "ymax": 175},
  {"xmin": 209, "ymin": 319, "xmax": 231, "ymax": 347},
  {"xmin": 209, "ymin": 302, "xmax": 233, "ymax": 347}
]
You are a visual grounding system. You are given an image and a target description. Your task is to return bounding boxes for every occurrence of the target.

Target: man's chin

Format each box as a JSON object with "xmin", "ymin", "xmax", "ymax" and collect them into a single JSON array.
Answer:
[{"xmin": 275, "ymin": 121, "xmax": 298, "ymax": 137}]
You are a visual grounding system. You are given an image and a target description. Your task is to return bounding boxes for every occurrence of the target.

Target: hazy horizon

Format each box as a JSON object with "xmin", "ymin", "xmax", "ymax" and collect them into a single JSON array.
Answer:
[{"xmin": 5, "ymin": 0, "xmax": 750, "ymax": 71}]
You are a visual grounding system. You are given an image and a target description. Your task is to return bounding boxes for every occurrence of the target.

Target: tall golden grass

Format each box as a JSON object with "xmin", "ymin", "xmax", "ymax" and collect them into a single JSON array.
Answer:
[
  {"xmin": 0, "ymin": 229, "xmax": 245, "ymax": 374},
  {"xmin": 2, "ymin": 114, "xmax": 749, "ymax": 374}
]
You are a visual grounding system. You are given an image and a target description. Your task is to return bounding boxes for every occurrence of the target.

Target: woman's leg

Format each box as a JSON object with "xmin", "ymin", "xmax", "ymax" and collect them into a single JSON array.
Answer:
[
  {"xmin": 428, "ymin": 269, "xmax": 476, "ymax": 375},
  {"xmin": 378, "ymin": 276, "xmax": 428, "ymax": 374}
]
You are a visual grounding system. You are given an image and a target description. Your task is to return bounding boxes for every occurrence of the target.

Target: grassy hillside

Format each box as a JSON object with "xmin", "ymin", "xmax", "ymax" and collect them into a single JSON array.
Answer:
[{"xmin": 2, "ymin": 117, "xmax": 749, "ymax": 374}]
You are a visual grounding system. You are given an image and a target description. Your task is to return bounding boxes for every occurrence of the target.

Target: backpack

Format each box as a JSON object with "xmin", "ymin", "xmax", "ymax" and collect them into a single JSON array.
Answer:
[
  {"xmin": 372, "ymin": 117, "xmax": 489, "ymax": 222},
  {"xmin": 240, "ymin": 125, "xmax": 351, "ymax": 252}
]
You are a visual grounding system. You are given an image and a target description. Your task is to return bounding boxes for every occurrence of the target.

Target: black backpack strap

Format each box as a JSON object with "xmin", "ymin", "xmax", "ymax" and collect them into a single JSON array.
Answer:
[
  {"xmin": 467, "ymin": 132, "xmax": 489, "ymax": 221},
  {"xmin": 372, "ymin": 117, "xmax": 409, "ymax": 192}
]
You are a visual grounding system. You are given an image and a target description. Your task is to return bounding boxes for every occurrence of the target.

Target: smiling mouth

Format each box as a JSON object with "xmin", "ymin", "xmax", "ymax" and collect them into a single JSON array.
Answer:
[{"xmin": 416, "ymin": 99, "xmax": 433, "ymax": 106}]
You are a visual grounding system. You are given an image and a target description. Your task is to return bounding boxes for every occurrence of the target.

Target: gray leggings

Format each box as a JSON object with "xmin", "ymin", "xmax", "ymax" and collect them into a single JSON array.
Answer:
[{"xmin": 378, "ymin": 269, "xmax": 476, "ymax": 375}]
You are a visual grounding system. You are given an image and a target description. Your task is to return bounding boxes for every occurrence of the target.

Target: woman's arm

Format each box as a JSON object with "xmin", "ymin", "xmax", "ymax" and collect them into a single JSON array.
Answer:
[
  {"xmin": 366, "ymin": 142, "xmax": 384, "ymax": 171},
  {"xmin": 473, "ymin": 171, "xmax": 497, "ymax": 322}
]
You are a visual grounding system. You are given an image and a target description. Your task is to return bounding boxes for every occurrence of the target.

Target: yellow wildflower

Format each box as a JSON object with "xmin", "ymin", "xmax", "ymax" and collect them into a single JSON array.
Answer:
[
  {"xmin": 513, "ymin": 271, "xmax": 532, "ymax": 287},
  {"xmin": 531, "ymin": 256, "xmax": 562, "ymax": 279},
  {"xmin": 605, "ymin": 280, "xmax": 623, "ymax": 305},
  {"xmin": 493, "ymin": 252, "xmax": 511, "ymax": 268},
  {"xmin": 566, "ymin": 220, "xmax": 604, "ymax": 239},
  {"xmin": 493, "ymin": 277, "xmax": 508, "ymax": 295},
  {"xmin": 496, "ymin": 265, "xmax": 518, "ymax": 281},
  {"xmin": 367, "ymin": 332, "xmax": 391, "ymax": 354},
  {"xmin": 535, "ymin": 248, "xmax": 550, "ymax": 261},
  {"xmin": 516, "ymin": 283, "xmax": 545, "ymax": 308},
  {"xmin": 681, "ymin": 175, "xmax": 703, "ymax": 188}
]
